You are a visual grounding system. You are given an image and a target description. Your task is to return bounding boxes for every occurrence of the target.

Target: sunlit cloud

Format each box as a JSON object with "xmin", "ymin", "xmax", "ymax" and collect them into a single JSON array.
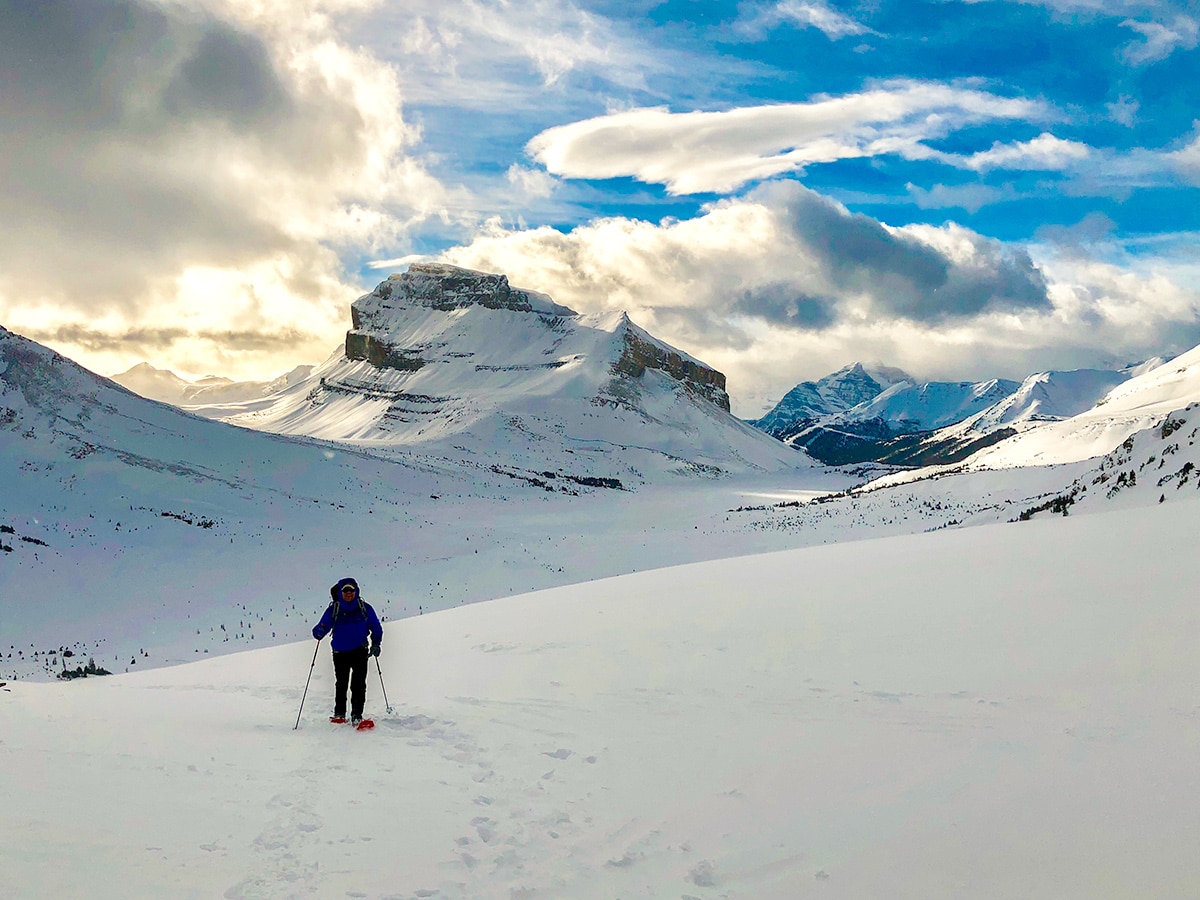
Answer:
[
  {"xmin": 527, "ymin": 81, "xmax": 1046, "ymax": 195},
  {"xmin": 434, "ymin": 184, "xmax": 1199, "ymax": 413},
  {"xmin": 0, "ymin": 0, "xmax": 448, "ymax": 379},
  {"xmin": 957, "ymin": 133, "xmax": 1093, "ymax": 171}
]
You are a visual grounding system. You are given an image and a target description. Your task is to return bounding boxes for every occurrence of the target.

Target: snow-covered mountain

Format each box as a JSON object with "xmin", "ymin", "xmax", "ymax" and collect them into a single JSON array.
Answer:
[
  {"xmin": 1010, "ymin": 399, "xmax": 1200, "ymax": 520},
  {"xmin": 756, "ymin": 361, "xmax": 1171, "ymax": 468},
  {"xmin": 209, "ymin": 263, "xmax": 807, "ymax": 479},
  {"xmin": 112, "ymin": 361, "xmax": 314, "ymax": 407},
  {"xmin": 963, "ymin": 367, "xmax": 1135, "ymax": 432},
  {"xmin": 752, "ymin": 362, "xmax": 911, "ymax": 438},
  {"xmin": 767, "ymin": 373, "xmax": 1021, "ymax": 465},
  {"xmin": 1, "ymin": 321, "xmax": 862, "ymax": 682},
  {"xmin": 959, "ymin": 349, "xmax": 1198, "ymax": 469}
]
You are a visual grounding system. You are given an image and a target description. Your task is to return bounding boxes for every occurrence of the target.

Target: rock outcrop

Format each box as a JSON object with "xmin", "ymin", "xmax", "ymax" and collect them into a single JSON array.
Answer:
[
  {"xmin": 612, "ymin": 317, "xmax": 729, "ymax": 412},
  {"xmin": 346, "ymin": 263, "xmax": 575, "ymax": 371}
]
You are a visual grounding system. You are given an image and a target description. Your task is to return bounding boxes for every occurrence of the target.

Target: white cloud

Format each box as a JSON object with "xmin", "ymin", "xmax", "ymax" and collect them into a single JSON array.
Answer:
[
  {"xmin": 740, "ymin": 1, "xmax": 877, "ymax": 40},
  {"xmin": 434, "ymin": 184, "xmax": 1199, "ymax": 414},
  {"xmin": 1169, "ymin": 132, "xmax": 1200, "ymax": 183},
  {"xmin": 958, "ymin": 133, "xmax": 1093, "ymax": 171},
  {"xmin": 526, "ymin": 81, "xmax": 1046, "ymax": 195},
  {"xmin": 1121, "ymin": 14, "xmax": 1199, "ymax": 64},
  {"xmin": 347, "ymin": 0, "xmax": 670, "ymax": 109},
  {"xmin": 906, "ymin": 182, "xmax": 1018, "ymax": 213},
  {"xmin": 506, "ymin": 164, "xmax": 561, "ymax": 199}
]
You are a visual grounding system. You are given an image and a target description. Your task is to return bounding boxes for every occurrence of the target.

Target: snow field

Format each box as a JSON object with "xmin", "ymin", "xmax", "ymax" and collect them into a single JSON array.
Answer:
[{"xmin": 4, "ymin": 496, "xmax": 1200, "ymax": 898}]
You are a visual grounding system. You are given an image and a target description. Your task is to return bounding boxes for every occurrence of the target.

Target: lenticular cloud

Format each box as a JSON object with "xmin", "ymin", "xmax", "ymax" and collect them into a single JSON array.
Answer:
[{"xmin": 527, "ymin": 80, "xmax": 1045, "ymax": 194}]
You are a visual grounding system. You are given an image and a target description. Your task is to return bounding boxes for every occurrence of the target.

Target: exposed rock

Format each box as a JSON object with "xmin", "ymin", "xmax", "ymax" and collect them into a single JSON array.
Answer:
[
  {"xmin": 344, "ymin": 332, "xmax": 425, "ymax": 371},
  {"xmin": 346, "ymin": 263, "xmax": 576, "ymax": 373},
  {"xmin": 612, "ymin": 318, "xmax": 730, "ymax": 412}
]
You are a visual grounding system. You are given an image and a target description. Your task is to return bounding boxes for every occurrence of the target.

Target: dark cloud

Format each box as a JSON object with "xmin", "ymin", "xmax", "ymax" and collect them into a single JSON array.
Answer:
[
  {"xmin": 0, "ymin": 0, "xmax": 380, "ymax": 316},
  {"xmin": 23, "ymin": 324, "xmax": 314, "ymax": 354},
  {"xmin": 0, "ymin": 0, "xmax": 287, "ymax": 133},
  {"xmin": 759, "ymin": 182, "xmax": 1052, "ymax": 324},
  {"xmin": 161, "ymin": 25, "xmax": 291, "ymax": 127},
  {"xmin": 732, "ymin": 283, "xmax": 838, "ymax": 329}
]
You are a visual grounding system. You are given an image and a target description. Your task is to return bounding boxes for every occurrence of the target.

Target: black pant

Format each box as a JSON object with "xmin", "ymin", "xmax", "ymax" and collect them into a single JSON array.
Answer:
[{"xmin": 332, "ymin": 646, "xmax": 369, "ymax": 718}]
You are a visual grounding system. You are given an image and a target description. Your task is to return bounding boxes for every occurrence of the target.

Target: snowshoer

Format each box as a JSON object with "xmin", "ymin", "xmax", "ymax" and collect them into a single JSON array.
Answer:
[{"xmin": 312, "ymin": 577, "xmax": 383, "ymax": 727}]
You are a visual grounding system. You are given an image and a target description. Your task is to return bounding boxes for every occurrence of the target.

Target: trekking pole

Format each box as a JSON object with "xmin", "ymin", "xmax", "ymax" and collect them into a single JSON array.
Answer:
[
  {"xmin": 294, "ymin": 639, "xmax": 322, "ymax": 730},
  {"xmin": 375, "ymin": 655, "xmax": 394, "ymax": 715}
]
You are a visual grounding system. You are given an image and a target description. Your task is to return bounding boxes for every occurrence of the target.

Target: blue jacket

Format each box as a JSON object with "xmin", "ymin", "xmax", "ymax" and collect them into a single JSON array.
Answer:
[{"xmin": 313, "ymin": 577, "xmax": 383, "ymax": 652}]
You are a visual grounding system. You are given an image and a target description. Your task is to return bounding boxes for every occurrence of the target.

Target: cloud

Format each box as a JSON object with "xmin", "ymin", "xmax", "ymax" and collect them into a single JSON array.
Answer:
[
  {"xmin": 526, "ymin": 81, "xmax": 1046, "ymax": 194},
  {"xmin": 905, "ymin": 182, "xmax": 1018, "ymax": 213},
  {"xmin": 0, "ymin": 0, "xmax": 445, "ymax": 379},
  {"xmin": 1169, "ymin": 132, "xmax": 1200, "ymax": 184},
  {"xmin": 738, "ymin": 1, "xmax": 877, "ymax": 40},
  {"xmin": 432, "ymin": 183, "xmax": 1198, "ymax": 414},
  {"xmin": 1121, "ymin": 14, "xmax": 1199, "ymax": 64},
  {"xmin": 957, "ymin": 133, "xmax": 1093, "ymax": 171},
  {"xmin": 346, "ymin": 0, "xmax": 673, "ymax": 109}
]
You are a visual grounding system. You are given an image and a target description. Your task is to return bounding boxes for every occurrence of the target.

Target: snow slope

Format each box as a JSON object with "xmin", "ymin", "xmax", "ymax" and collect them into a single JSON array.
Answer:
[
  {"xmin": 964, "ymin": 344, "xmax": 1200, "ymax": 468},
  {"xmin": 4, "ymin": 496, "xmax": 1200, "ymax": 898},
  {"xmin": 2, "ymin": 324, "xmax": 862, "ymax": 682}
]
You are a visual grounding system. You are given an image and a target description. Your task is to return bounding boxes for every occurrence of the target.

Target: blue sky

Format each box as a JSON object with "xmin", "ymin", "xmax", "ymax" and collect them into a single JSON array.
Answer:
[{"xmin": 1, "ymin": 0, "xmax": 1198, "ymax": 412}]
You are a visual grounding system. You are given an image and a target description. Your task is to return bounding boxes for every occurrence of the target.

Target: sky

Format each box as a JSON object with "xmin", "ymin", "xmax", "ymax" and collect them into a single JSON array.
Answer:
[{"xmin": 1, "ymin": 0, "xmax": 1198, "ymax": 415}]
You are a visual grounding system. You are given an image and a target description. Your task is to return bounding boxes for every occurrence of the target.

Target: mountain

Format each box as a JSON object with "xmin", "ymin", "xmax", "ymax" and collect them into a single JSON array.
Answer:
[
  {"xmin": 752, "ymin": 362, "xmax": 911, "ymax": 439},
  {"xmin": 765, "ymin": 373, "xmax": 1021, "ymax": 466},
  {"xmin": 755, "ymin": 362, "xmax": 1169, "ymax": 468},
  {"xmin": 964, "ymin": 367, "xmax": 1135, "ymax": 432},
  {"xmin": 210, "ymin": 263, "xmax": 809, "ymax": 479},
  {"xmin": 957, "ymin": 347, "xmax": 1199, "ymax": 469},
  {"xmin": 1, "ymin": 317, "xmax": 859, "ymax": 682},
  {"xmin": 111, "ymin": 361, "xmax": 314, "ymax": 406}
]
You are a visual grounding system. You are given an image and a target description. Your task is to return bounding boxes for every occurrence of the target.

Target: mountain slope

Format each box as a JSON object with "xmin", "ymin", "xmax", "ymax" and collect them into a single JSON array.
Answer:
[
  {"xmin": 5, "ymin": 496, "xmax": 1200, "ymax": 898},
  {"xmin": 112, "ymin": 362, "xmax": 315, "ymax": 407},
  {"xmin": 216, "ymin": 263, "xmax": 808, "ymax": 479},
  {"xmin": 2, "ymin": 323, "xmax": 863, "ymax": 681},
  {"xmin": 962, "ymin": 346, "xmax": 1200, "ymax": 468}
]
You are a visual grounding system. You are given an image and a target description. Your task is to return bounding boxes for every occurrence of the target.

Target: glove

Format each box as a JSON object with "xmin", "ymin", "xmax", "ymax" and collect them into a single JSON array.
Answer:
[{"xmin": 370, "ymin": 643, "xmax": 381, "ymax": 657}]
